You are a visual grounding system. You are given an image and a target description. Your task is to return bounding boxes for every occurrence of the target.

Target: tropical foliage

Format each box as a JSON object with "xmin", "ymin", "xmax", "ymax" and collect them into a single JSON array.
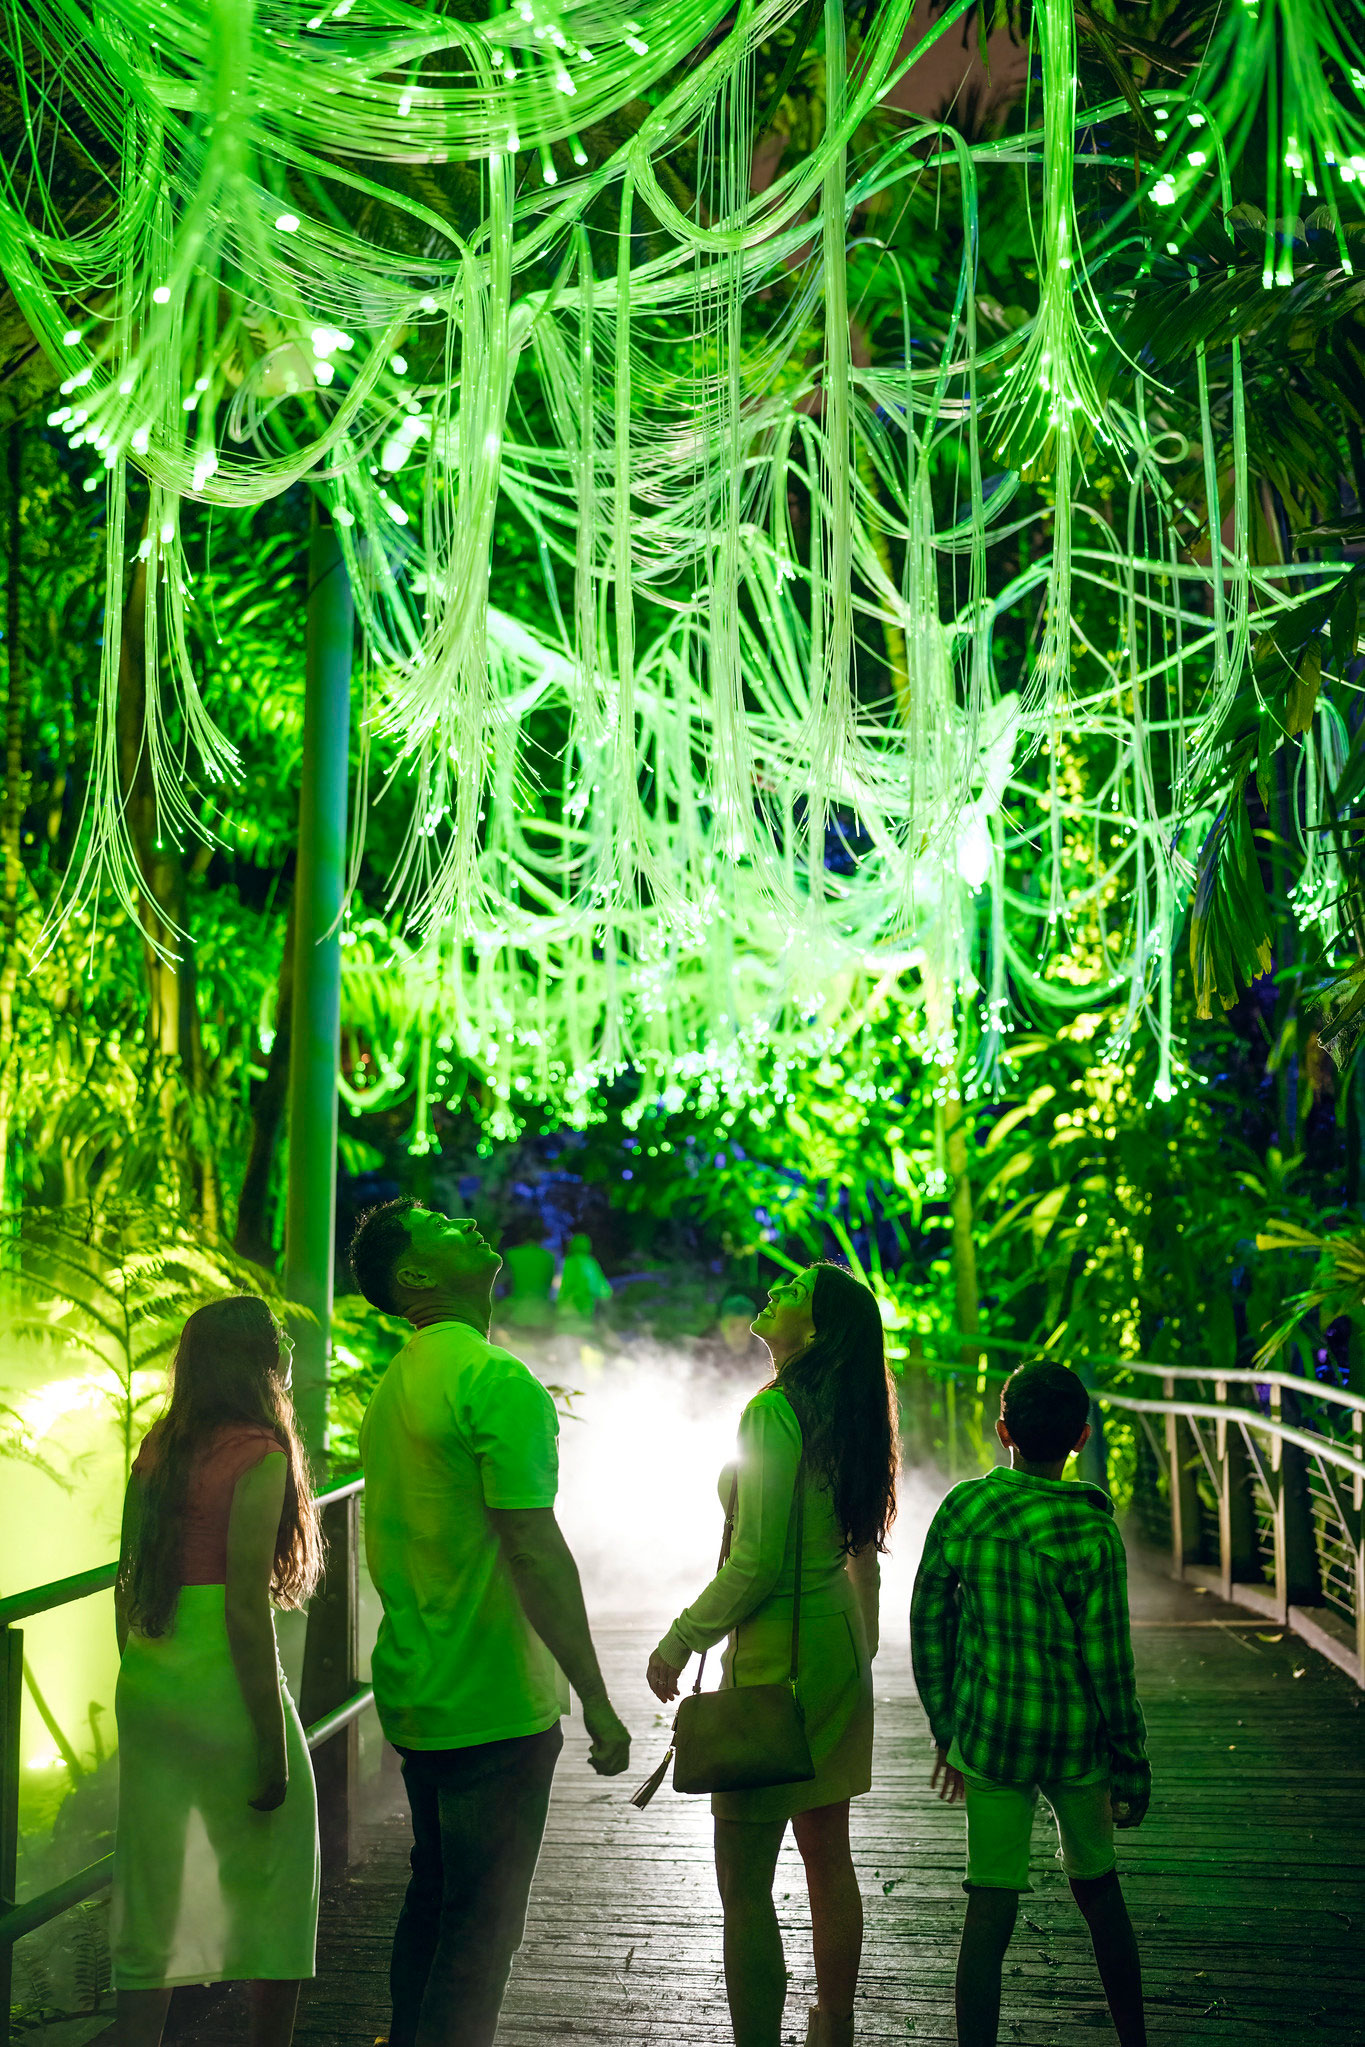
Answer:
[{"xmin": 0, "ymin": 0, "xmax": 1362, "ymax": 1484}]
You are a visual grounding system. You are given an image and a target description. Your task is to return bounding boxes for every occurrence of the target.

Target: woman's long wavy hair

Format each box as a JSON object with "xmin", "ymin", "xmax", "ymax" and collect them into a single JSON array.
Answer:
[
  {"xmin": 123, "ymin": 1294, "xmax": 323, "ymax": 1637},
  {"xmin": 773, "ymin": 1263, "xmax": 899, "ymax": 1554}
]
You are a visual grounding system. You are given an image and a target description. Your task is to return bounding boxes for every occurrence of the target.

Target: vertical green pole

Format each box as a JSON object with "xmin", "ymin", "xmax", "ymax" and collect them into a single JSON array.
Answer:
[
  {"xmin": 1, "ymin": 1624, "xmax": 22, "ymax": 2047},
  {"xmin": 285, "ymin": 512, "xmax": 352, "ymax": 1467}
]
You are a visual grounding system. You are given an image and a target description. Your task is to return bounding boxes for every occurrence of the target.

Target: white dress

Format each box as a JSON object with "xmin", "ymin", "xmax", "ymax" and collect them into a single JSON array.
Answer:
[
  {"xmin": 110, "ymin": 1433, "xmax": 319, "ymax": 1989},
  {"xmin": 112, "ymin": 1586, "xmax": 319, "ymax": 1988}
]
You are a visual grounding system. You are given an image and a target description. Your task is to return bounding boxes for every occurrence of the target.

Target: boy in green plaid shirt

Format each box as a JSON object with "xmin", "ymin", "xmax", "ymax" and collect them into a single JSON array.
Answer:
[{"xmin": 911, "ymin": 1361, "xmax": 1150, "ymax": 2047}]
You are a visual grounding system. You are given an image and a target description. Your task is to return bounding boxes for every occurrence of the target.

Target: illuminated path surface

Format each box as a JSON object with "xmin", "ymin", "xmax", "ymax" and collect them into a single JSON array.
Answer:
[{"xmin": 158, "ymin": 1560, "xmax": 1364, "ymax": 2046}]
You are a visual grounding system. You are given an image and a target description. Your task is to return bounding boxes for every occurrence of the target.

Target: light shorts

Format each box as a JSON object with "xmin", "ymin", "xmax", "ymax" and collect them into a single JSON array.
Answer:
[{"xmin": 948, "ymin": 1738, "xmax": 1116, "ymax": 1893}]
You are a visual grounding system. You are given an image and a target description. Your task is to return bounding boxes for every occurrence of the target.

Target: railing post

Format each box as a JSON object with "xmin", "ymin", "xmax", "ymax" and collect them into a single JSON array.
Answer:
[
  {"xmin": 1216, "ymin": 1381, "xmax": 1257, "ymax": 1600},
  {"xmin": 1354, "ymin": 1408, "xmax": 1364, "ymax": 1684},
  {"xmin": 1077, "ymin": 1360, "xmax": 1107, "ymax": 1493},
  {"xmin": 1269, "ymin": 1385, "xmax": 1320, "ymax": 1621},
  {"xmin": 300, "ymin": 1491, "xmax": 360, "ymax": 1880},
  {"xmin": 1, "ymin": 1624, "xmax": 22, "ymax": 2047},
  {"xmin": 1166, "ymin": 1376, "xmax": 1201, "ymax": 1577}
]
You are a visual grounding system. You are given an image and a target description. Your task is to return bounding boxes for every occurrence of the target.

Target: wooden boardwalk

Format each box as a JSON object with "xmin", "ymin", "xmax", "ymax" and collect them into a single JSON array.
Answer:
[{"xmin": 145, "ymin": 1554, "xmax": 1365, "ymax": 2047}]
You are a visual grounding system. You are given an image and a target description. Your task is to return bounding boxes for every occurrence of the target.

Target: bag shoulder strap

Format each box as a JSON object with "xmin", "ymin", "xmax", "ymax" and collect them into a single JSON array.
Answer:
[{"xmin": 693, "ymin": 1394, "xmax": 805, "ymax": 1695}]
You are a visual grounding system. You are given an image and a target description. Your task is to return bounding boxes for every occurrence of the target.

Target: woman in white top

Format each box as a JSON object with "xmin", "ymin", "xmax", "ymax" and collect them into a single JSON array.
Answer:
[{"xmin": 647, "ymin": 1264, "xmax": 898, "ymax": 2047}]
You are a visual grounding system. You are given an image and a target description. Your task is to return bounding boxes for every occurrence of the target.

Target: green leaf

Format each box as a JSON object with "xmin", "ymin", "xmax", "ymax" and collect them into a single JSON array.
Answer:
[
  {"xmin": 1285, "ymin": 639, "xmax": 1321, "ymax": 736},
  {"xmin": 1189, "ymin": 770, "xmax": 1274, "ymax": 1019},
  {"xmin": 1330, "ymin": 579, "xmax": 1360, "ymax": 670}
]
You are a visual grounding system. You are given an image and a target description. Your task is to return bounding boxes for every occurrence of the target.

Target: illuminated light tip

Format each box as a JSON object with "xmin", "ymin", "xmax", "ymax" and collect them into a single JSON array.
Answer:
[
  {"xmin": 542, "ymin": 160, "xmax": 558, "ymax": 184},
  {"xmin": 391, "ymin": 353, "xmax": 408, "ymax": 374},
  {"xmin": 334, "ymin": 505, "xmax": 355, "ymax": 526},
  {"xmin": 275, "ymin": 213, "xmax": 301, "ymax": 232},
  {"xmin": 151, "ymin": 285, "xmax": 172, "ymax": 304},
  {"xmin": 1151, "ymin": 177, "xmax": 1176, "ymax": 206},
  {"xmin": 61, "ymin": 328, "xmax": 82, "ymax": 347}
]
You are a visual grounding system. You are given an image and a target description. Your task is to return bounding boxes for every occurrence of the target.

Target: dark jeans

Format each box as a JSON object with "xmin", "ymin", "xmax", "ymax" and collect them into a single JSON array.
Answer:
[{"xmin": 390, "ymin": 1722, "xmax": 563, "ymax": 2047}]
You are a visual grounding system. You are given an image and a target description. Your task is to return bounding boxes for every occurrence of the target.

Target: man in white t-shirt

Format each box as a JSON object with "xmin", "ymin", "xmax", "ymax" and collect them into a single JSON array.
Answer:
[{"xmin": 350, "ymin": 1199, "xmax": 629, "ymax": 2047}]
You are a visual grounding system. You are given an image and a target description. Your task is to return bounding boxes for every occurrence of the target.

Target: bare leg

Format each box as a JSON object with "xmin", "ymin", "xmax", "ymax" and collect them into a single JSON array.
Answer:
[
  {"xmin": 115, "ymin": 1989, "xmax": 172, "ymax": 2047},
  {"xmin": 1069, "ymin": 1874, "xmax": 1146, "ymax": 2047},
  {"xmin": 955, "ymin": 1888, "xmax": 1019, "ymax": 2047},
  {"xmin": 713, "ymin": 1817, "xmax": 788, "ymax": 2047},
  {"xmin": 247, "ymin": 1978, "xmax": 303, "ymax": 2047},
  {"xmin": 792, "ymin": 1802, "xmax": 862, "ymax": 2023}
]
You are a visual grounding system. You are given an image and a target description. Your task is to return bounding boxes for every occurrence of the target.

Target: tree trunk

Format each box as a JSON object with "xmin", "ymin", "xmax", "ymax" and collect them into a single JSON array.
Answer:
[
  {"xmin": 0, "ymin": 424, "xmax": 27, "ymax": 1205},
  {"xmin": 234, "ymin": 893, "xmax": 295, "ymax": 1268}
]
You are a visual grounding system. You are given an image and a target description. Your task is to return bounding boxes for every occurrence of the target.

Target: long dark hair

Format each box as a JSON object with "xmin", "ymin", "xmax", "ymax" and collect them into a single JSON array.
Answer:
[
  {"xmin": 123, "ymin": 1294, "xmax": 323, "ymax": 1637},
  {"xmin": 774, "ymin": 1263, "xmax": 898, "ymax": 1554}
]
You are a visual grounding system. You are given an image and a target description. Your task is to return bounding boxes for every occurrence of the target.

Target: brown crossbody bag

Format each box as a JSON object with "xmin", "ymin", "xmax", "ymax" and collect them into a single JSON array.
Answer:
[{"xmin": 631, "ymin": 1441, "xmax": 815, "ymax": 1807}]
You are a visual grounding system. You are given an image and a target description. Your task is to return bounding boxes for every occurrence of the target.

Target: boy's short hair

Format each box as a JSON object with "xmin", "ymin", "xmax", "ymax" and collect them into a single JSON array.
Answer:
[
  {"xmin": 349, "ymin": 1197, "xmax": 423, "ymax": 1315},
  {"xmin": 1001, "ymin": 1360, "xmax": 1091, "ymax": 1462}
]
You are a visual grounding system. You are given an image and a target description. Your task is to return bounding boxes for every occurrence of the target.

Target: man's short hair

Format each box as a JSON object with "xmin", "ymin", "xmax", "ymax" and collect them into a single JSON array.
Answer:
[
  {"xmin": 1001, "ymin": 1360, "xmax": 1091, "ymax": 1462},
  {"xmin": 349, "ymin": 1197, "xmax": 423, "ymax": 1315}
]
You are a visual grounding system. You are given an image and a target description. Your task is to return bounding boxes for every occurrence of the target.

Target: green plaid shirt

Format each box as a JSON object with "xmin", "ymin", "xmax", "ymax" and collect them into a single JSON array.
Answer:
[{"xmin": 910, "ymin": 1467, "xmax": 1150, "ymax": 1806}]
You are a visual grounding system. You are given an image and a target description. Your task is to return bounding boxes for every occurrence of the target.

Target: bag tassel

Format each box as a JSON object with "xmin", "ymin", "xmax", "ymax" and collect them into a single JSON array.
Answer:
[{"xmin": 629, "ymin": 1746, "xmax": 674, "ymax": 1809}]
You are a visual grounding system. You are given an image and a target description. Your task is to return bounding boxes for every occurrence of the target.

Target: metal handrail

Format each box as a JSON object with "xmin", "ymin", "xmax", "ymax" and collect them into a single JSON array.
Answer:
[
  {"xmin": 916, "ymin": 1330, "xmax": 1365, "ymax": 1429},
  {"xmin": 0, "ymin": 1567, "xmax": 119, "ymax": 1631},
  {"xmin": 1093, "ymin": 1390, "xmax": 1363, "ymax": 1478},
  {"xmin": 0, "ymin": 1475, "xmax": 370, "ymax": 1971}
]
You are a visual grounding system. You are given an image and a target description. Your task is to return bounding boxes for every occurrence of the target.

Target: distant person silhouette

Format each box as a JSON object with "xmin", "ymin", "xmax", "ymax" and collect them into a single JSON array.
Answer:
[
  {"xmin": 691, "ymin": 1292, "xmax": 766, "ymax": 1373},
  {"xmin": 718, "ymin": 1291, "xmax": 764, "ymax": 1357},
  {"xmin": 556, "ymin": 1232, "xmax": 612, "ymax": 1330},
  {"xmin": 111, "ymin": 1295, "xmax": 323, "ymax": 2047},
  {"xmin": 349, "ymin": 1199, "xmax": 630, "ymax": 2047},
  {"xmin": 498, "ymin": 1219, "xmax": 557, "ymax": 1331}
]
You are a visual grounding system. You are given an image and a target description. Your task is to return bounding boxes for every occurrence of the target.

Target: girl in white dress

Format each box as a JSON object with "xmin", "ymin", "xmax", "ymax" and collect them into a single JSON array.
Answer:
[{"xmin": 111, "ymin": 1295, "xmax": 323, "ymax": 2047}]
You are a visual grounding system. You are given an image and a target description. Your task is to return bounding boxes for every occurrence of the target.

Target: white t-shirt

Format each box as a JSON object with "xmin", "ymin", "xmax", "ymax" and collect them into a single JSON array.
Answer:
[{"xmin": 360, "ymin": 1320, "xmax": 569, "ymax": 1749}]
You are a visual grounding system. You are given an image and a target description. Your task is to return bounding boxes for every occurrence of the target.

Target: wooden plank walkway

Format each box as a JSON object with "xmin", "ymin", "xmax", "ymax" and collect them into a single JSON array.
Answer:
[{"xmin": 147, "ymin": 1555, "xmax": 1365, "ymax": 2047}]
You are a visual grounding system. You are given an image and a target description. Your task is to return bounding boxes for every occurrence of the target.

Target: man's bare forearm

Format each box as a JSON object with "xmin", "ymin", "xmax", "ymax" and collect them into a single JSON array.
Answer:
[{"xmin": 502, "ymin": 1527, "xmax": 609, "ymax": 1705}]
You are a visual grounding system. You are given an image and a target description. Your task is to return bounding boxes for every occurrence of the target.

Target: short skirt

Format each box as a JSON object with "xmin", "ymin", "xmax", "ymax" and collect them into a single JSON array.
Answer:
[
  {"xmin": 711, "ymin": 1597, "xmax": 874, "ymax": 1824},
  {"xmin": 111, "ymin": 1584, "xmax": 320, "ymax": 1989}
]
